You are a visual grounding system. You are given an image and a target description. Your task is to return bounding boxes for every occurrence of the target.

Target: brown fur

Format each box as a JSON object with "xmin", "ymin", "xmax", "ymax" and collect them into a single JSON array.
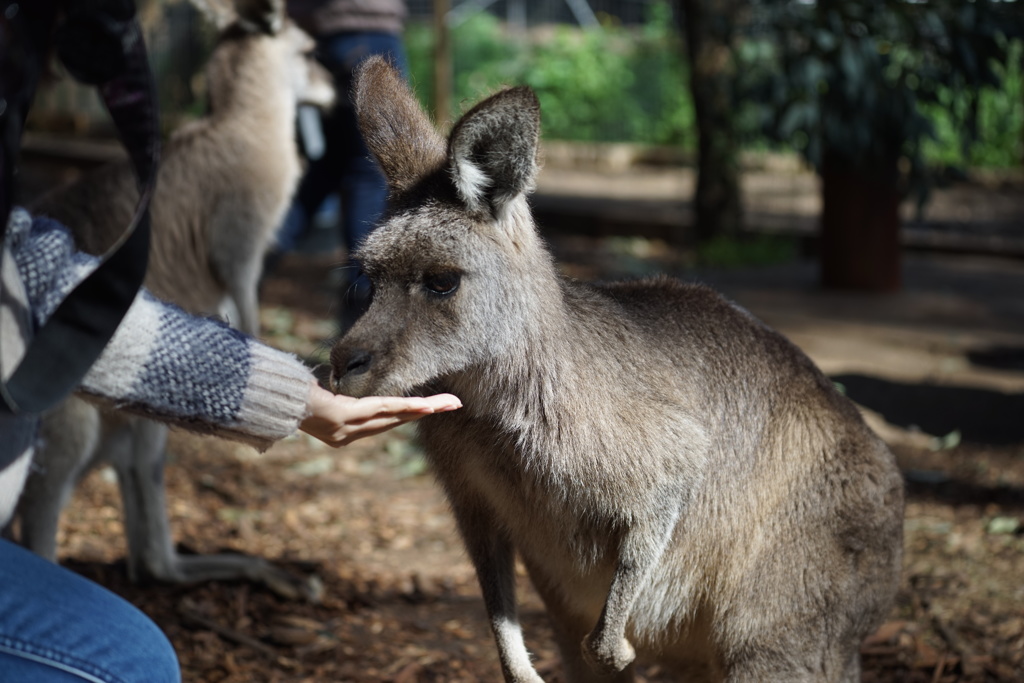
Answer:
[{"xmin": 329, "ymin": 56, "xmax": 905, "ymax": 682}]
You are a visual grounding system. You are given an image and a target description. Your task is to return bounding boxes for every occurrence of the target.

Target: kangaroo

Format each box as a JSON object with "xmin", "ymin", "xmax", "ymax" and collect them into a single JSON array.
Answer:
[
  {"xmin": 329, "ymin": 56, "xmax": 905, "ymax": 682},
  {"xmin": 15, "ymin": 0, "xmax": 334, "ymax": 600},
  {"xmin": 31, "ymin": 0, "xmax": 333, "ymax": 335}
]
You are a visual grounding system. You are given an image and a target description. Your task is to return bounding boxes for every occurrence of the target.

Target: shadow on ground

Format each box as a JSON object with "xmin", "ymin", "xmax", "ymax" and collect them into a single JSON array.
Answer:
[
  {"xmin": 831, "ymin": 373, "xmax": 1024, "ymax": 446},
  {"xmin": 966, "ymin": 345, "xmax": 1024, "ymax": 372},
  {"xmin": 833, "ymin": 372, "xmax": 1024, "ymax": 510}
]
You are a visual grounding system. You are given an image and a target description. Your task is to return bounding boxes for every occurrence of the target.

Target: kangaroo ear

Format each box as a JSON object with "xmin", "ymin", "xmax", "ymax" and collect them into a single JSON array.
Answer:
[
  {"xmin": 189, "ymin": 0, "xmax": 236, "ymax": 30},
  {"xmin": 354, "ymin": 56, "xmax": 447, "ymax": 194},
  {"xmin": 236, "ymin": 0, "xmax": 284, "ymax": 34},
  {"xmin": 447, "ymin": 86, "xmax": 540, "ymax": 219},
  {"xmin": 191, "ymin": 0, "xmax": 281, "ymax": 33}
]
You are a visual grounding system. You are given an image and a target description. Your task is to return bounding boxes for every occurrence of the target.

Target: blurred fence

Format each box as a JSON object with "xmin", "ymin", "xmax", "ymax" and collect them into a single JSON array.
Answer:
[{"xmin": 19, "ymin": 0, "xmax": 1024, "ymax": 256}]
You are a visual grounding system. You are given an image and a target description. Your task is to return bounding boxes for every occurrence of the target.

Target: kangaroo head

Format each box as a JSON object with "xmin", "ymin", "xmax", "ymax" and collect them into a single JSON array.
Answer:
[
  {"xmin": 191, "ymin": 0, "xmax": 283, "ymax": 34},
  {"xmin": 330, "ymin": 56, "xmax": 553, "ymax": 398},
  {"xmin": 193, "ymin": 0, "xmax": 334, "ymax": 114},
  {"xmin": 280, "ymin": 23, "xmax": 335, "ymax": 109}
]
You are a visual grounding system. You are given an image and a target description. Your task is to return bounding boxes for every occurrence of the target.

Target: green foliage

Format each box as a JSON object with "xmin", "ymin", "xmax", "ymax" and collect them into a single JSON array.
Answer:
[
  {"xmin": 921, "ymin": 39, "xmax": 1024, "ymax": 168},
  {"xmin": 402, "ymin": 21, "xmax": 437, "ymax": 112},
  {"xmin": 696, "ymin": 234, "xmax": 798, "ymax": 268},
  {"xmin": 452, "ymin": 13, "xmax": 525, "ymax": 109},
  {"xmin": 404, "ymin": 2, "xmax": 693, "ymax": 146},
  {"xmin": 631, "ymin": 1, "xmax": 695, "ymax": 147},
  {"xmin": 405, "ymin": 2, "xmax": 1021, "ymax": 169},
  {"xmin": 523, "ymin": 27, "xmax": 641, "ymax": 141},
  {"xmin": 747, "ymin": 0, "xmax": 1020, "ymax": 182}
]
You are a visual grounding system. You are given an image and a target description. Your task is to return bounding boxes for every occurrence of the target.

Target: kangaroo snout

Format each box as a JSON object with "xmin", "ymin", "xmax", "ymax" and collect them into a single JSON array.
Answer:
[
  {"xmin": 342, "ymin": 349, "xmax": 373, "ymax": 377},
  {"xmin": 329, "ymin": 343, "xmax": 376, "ymax": 396}
]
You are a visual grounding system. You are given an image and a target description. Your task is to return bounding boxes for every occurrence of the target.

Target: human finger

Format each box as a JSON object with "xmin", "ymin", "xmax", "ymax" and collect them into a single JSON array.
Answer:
[
  {"xmin": 348, "ymin": 393, "xmax": 461, "ymax": 420},
  {"xmin": 333, "ymin": 411, "xmax": 439, "ymax": 446}
]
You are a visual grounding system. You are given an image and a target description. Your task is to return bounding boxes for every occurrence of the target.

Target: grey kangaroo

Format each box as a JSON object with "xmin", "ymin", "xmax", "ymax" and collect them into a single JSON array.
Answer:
[
  {"xmin": 15, "ymin": 0, "xmax": 333, "ymax": 599},
  {"xmin": 329, "ymin": 56, "xmax": 905, "ymax": 682}
]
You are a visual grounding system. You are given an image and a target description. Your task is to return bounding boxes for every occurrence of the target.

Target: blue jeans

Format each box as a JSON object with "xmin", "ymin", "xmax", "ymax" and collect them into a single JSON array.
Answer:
[{"xmin": 0, "ymin": 540, "xmax": 180, "ymax": 683}]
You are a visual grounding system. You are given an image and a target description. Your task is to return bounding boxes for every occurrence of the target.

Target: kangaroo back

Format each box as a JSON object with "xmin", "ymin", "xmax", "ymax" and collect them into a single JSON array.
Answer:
[{"xmin": 329, "ymin": 57, "xmax": 904, "ymax": 683}]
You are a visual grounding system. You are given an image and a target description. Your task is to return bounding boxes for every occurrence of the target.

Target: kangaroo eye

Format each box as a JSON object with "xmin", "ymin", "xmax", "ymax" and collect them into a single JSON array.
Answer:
[{"xmin": 423, "ymin": 272, "xmax": 461, "ymax": 296}]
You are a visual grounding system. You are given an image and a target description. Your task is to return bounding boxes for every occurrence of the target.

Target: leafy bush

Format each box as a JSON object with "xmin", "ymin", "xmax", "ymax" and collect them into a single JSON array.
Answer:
[
  {"xmin": 406, "ymin": 4, "xmax": 1020, "ymax": 168},
  {"xmin": 523, "ymin": 27, "xmax": 641, "ymax": 141},
  {"xmin": 746, "ymin": 0, "xmax": 1016, "ymax": 190},
  {"xmin": 696, "ymin": 234, "xmax": 799, "ymax": 268},
  {"xmin": 921, "ymin": 39, "xmax": 1024, "ymax": 169},
  {"xmin": 405, "ymin": 2, "xmax": 693, "ymax": 146}
]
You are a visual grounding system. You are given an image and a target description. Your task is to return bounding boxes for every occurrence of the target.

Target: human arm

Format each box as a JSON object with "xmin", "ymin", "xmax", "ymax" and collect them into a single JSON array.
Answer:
[
  {"xmin": 9, "ymin": 209, "xmax": 459, "ymax": 449},
  {"xmin": 77, "ymin": 286, "xmax": 313, "ymax": 450},
  {"xmin": 79, "ymin": 267, "xmax": 461, "ymax": 449}
]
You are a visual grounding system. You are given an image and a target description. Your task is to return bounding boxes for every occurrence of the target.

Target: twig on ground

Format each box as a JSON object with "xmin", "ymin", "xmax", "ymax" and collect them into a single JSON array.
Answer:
[{"xmin": 180, "ymin": 606, "xmax": 280, "ymax": 659}]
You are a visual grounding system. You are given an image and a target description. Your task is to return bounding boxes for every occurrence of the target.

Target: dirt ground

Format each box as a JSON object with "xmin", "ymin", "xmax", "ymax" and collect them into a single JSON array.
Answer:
[{"xmin": 53, "ymin": 238, "xmax": 1024, "ymax": 683}]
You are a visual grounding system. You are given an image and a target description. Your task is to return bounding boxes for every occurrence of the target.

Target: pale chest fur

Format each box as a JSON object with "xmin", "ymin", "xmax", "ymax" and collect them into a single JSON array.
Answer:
[{"xmin": 418, "ymin": 411, "xmax": 710, "ymax": 632}]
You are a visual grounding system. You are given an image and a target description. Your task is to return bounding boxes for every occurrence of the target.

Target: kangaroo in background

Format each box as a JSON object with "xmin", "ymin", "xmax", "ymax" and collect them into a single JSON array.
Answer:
[
  {"xmin": 329, "ymin": 56, "xmax": 905, "ymax": 682},
  {"xmin": 31, "ymin": 0, "xmax": 333, "ymax": 335},
  {"xmin": 15, "ymin": 0, "xmax": 334, "ymax": 600}
]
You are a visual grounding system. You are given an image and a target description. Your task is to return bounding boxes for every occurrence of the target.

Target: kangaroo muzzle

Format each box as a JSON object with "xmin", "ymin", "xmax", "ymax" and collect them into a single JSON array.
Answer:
[{"xmin": 329, "ymin": 344, "xmax": 377, "ymax": 397}]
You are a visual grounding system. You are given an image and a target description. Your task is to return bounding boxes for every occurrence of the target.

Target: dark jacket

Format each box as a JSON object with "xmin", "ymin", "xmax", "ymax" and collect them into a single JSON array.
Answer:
[{"xmin": 288, "ymin": 0, "xmax": 406, "ymax": 37}]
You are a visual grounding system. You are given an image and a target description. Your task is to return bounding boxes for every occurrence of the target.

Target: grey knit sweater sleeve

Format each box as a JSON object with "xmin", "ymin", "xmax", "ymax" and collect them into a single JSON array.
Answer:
[{"xmin": 8, "ymin": 209, "xmax": 313, "ymax": 451}]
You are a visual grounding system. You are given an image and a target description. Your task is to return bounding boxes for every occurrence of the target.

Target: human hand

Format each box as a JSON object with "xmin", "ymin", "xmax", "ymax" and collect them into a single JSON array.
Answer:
[{"xmin": 299, "ymin": 382, "xmax": 461, "ymax": 447}]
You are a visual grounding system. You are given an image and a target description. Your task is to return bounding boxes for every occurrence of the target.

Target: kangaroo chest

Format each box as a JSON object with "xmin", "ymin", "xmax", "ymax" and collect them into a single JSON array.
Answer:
[{"xmin": 420, "ymin": 417, "xmax": 627, "ymax": 573}]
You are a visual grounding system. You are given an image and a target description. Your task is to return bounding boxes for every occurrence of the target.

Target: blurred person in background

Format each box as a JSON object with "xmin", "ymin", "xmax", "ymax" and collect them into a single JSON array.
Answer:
[{"xmin": 272, "ymin": 0, "xmax": 409, "ymax": 330}]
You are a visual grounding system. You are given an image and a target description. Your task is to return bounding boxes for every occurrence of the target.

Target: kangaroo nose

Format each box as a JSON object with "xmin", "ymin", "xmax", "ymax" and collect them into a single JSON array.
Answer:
[{"xmin": 344, "ymin": 350, "xmax": 373, "ymax": 376}]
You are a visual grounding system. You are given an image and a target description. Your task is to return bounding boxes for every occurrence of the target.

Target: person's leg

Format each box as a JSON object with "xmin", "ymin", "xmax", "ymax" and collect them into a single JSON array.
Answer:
[
  {"xmin": 319, "ymin": 33, "xmax": 409, "ymax": 329},
  {"xmin": 0, "ymin": 539, "xmax": 180, "ymax": 683},
  {"xmin": 326, "ymin": 32, "xmax": 408, "ymax": 255},
  {"xmin": 266, "ymin": 33, "xmax": 406, "ymax": 272},
  {"xmin": 269, "ymin": 132, "xmax": 346, "ymax": 260},
  {"xmin": 335, "ymin": 141, "xmax": 387, "ymax": 330},
  {"xmin": 270, "ymin": 202, "xmax": 311, "ymax": 255}
]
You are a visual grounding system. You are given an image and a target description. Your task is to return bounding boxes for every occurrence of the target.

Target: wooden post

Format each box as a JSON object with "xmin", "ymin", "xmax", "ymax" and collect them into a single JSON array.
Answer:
[
  {"xmin": 819, "ymin": 152, "xmax": 902, "ymax": 292},
  {"xmin": 433, "ymin": 0, "xmax": 452, "ymax": 128},
  {"xmin": 678, "ymin": 0, "xmax": 744, "ymax": 246}
]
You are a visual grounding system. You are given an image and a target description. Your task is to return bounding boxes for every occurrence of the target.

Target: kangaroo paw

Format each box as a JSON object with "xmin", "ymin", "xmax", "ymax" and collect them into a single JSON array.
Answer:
[
  {"xmin": 262, "ymin": 568, "xmax": 325, "ymax": 603},
  {"xmin": 582, "ymin": 630, "xmax": 636, "ymax": 674}
]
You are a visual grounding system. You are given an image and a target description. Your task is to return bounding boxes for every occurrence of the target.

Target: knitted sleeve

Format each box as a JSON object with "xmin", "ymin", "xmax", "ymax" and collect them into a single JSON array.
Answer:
[{"xmin": 8, "ymin": 209, "xmax": 313, "ymax": 450}]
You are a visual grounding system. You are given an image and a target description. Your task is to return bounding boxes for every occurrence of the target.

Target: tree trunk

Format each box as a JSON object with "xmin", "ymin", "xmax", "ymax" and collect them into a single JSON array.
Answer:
[
  {"xmin": 678, "ymin": 0, "xmax": 743, "ymax": 244},
  {"xmin": 432, "ymin": 0, "xmax": 452, "ymax": 127},
  {"xmin": 819, "ymin": 152, "xmax": 902, "ymax": 292}
]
